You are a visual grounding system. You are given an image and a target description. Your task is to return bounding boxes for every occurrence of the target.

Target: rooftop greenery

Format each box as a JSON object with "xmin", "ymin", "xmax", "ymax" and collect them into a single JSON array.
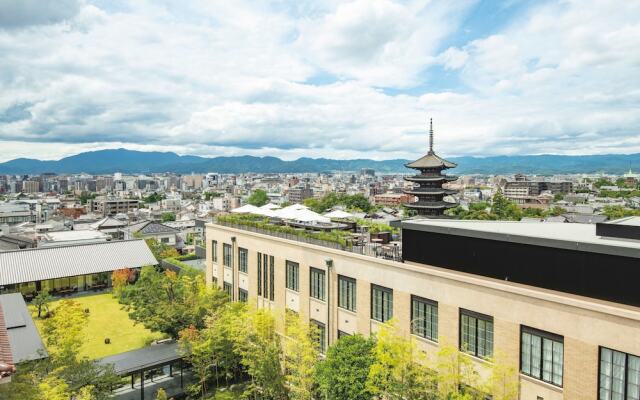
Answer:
[{"xmin": 216, "ymin": 214, "xmax": 353, "ymax": 247}]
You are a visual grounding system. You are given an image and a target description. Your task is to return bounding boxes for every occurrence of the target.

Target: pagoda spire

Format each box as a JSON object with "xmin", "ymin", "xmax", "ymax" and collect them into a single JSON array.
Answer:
[{"xmin": 428, "ymin": 118, "xmax": 434, "ymax": 154}]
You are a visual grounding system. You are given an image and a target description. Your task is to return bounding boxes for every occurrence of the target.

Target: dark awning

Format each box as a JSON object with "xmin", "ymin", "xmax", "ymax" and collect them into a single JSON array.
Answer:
[{"xmin": 97, "ymin": 341, "xmax": 181, "ymax": 375}]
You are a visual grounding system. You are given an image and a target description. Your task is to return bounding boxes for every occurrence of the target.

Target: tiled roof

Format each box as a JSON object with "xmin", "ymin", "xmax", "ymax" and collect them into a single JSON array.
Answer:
[{"xmin": 0, "ymin": 303, "xmax": 14, "ymax": 377}]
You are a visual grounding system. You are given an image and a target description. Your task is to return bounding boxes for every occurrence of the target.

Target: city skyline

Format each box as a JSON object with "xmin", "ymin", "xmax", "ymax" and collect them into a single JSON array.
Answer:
[{"xmin": 1, "ymin": 0, "xmax": 639, "ymax": 162}]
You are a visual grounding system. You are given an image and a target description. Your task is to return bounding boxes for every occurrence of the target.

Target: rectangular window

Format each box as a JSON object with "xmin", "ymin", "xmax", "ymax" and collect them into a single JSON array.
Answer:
[
  {"xmin": 311, "ymin": 320, "xmax": 326, "ymax": 353},
  {"xmin": 238, "ymin": 288, "xmax": 248, "ymax": 302},
  {"xmin": 238, "ymin": 247, "xmax": 248, "ymax": 273},
  {"xmin": 286, "ymin": 261, "xmax": 300, "ymax": 292},
  {"xmin": 460, "ymin": 309, "xmax": 493, "ymax": 358},
  {"xmin": 310, "ymin": 268, "xmax": 326, "ymax": 301},
  {"xmin": 338, "ymin": 275, "xmax": 356, "ymax": 312},
  {"xmin": 223, "ymin": 243, "xmax": 232, "ymax": 267},
  {"xmin": 223, "ymin": 282, "xmax": 232, "ymax": 298},
  {"xmin": 286, "ymin": 261, "xmax": 299, "ymax": 292},
  {"xmin": 269, "ymin": 256, "xmax": 275, "ymax": 301},
  {"xmin": 212, "ymin": 276, "xmax": 217, "ymax": 285},
  {"xmin": 599, "ymin": 347, "xmax": 640, "ymax": 400},
  {"xmin": 338, "ymin": 330, "xmax": 351, "ymax": 339},
  {"xmin": 521, "ymin": 326, "xmax": 563, "ymax": 387},
  {"xmin": 371, "ymin": 284, "xmax": 393, "ymax": 323},
  {"xmin": 411, "ymin": 296, "xmax": 438, "ymax": 342},
  {"xmin": 257, "ymin": 252, "xmax": 262, "ymax": 296},
  {"xmin": 262, "ymin": 253, "xmax": 268, "ymax": 298}
]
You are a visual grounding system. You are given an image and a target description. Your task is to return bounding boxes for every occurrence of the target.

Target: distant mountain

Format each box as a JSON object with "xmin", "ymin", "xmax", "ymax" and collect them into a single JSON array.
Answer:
[{"xmin": 0, "ymin": 148, "xmax": 638, "ymax": 175}]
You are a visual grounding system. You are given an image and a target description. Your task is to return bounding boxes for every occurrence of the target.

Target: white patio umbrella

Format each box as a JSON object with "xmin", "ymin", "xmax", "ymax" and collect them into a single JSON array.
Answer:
[
  {"xmin": 324, "ymin": 210, "xmax": 354, "ymax": 219},
  {"xmin": 290, "ymin": 208, "xmax": 331, "ymax": 223},
  {"xmin": 231, "ymin": 204, "xmax": 261, "ymax": 214},
  {"xmin": 260, "ymin": 203, "xmax": 280, "ymax": 210}
]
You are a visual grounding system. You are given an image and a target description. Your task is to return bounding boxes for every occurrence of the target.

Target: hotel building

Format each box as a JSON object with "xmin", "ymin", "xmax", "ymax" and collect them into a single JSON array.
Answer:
[{"xmin": 206, "ymin": 216, "xmax": 640, "ymax": 400}]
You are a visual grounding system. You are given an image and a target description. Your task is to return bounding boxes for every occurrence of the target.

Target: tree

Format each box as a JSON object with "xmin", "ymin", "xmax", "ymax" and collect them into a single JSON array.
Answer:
[
  {"xmin": 33, "ymin": 290, "xmax": 53, "ymax": 318},
  {"xmin": 179, "ymin": 325, "xmax": 215, "ymax": 398},
  {"xmin": 366, "ymin": 320, "xmax": 436, "ymax": 400},
  {"xmin": 316, "ymin": 334, "xmax": 375, "ymax": 400},
  {"xmin": 283, "ymin": 312, "xmax": 319, "ymax": 400},
  {"xmin": 435, "ymin": 343, "xmax": 480, "ymax": 400},
  {"xmin": 247, "ymin": 189, "xmax": 269, "ymax": 207},
  {"xmin": 491, "ymin": 190, "xmax": 521, "ymax": 221},
  {"xmin": 42, "ymin": 299, "xmax": 88, "ymax": 362},
  {"xmin": 112, "ymin": 268, "xmax": 135, "ymax": 298},
  {"xmin": 155, "ymin": 388, "xmax": 168, "ymax": 400},
  {"xmin": 482, "ymin": 355, "xmax": 520, "ymax": 400},
  {"xmin": 234, "ymin": 308, "xmax": 286, "ymax": 400},
  {"xmin": 120, "ymin": 266, "xmax": 228, "ymax": 338},
  {"xmin": 161, "ymin": 212, "xmax": 176, "ymax": 222}
]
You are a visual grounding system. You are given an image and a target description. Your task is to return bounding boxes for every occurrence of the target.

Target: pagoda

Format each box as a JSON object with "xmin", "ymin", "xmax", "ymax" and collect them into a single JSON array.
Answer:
[{"xmin": 403, "ymin": 119, "xmax": 458, "ymax": 216}]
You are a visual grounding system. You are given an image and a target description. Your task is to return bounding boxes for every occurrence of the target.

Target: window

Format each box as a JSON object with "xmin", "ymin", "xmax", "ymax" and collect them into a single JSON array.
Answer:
[
  {"xmin": 223, "ymin": 243, "xmax": 232, "ymax": 267},
  {"xmin": 238, "ymin": 288, "xmax": 248, "ymax": 302},
  {"xmin": 286, "ymin": 261, "xmax": 299, "ymax": 292},
  {"xmin": 238, "ymin": 247, "xmax": 248, "ymax": 273},
  {"xmin": 371, "ymin": 285, "xmax": 393, "ymax": 323},
  {"xmin": 310, "ymin": 268, "xmax": 326, "ymax": 301},
  {"xmin": 411, "ymin": 296, "xmax": 438, "ymax": 342},
  {"xmin": 599, "ymin": 347, "xmax": 640, "ymax": 400},
  {"xmin": 212, "ymin": 276, "xmax": 218, "ymax": 285},
  {"xmin": 311, "ymin": 320, "xmax": 326, "ymax": 353},
  {"xmin": 269, "ymin": 256, "xmax": 275, "ymax": 301},
  {"xmin": 460, "ymin": 309, "xmax": 493, "ymax": 358},
  {"xmin": 211, "ymin": 240, "xmax": 218, "ymax": 263},
  {"xmin": 257, "ymin": 252, "xmax": 262, "ymax": 296},
  {"xmin": 338, "ymin": 275, "xmax": 356, "ymax": 312},
  {"xmin": 161, "ymin": 237, "xmax": 169, "ymax": 244},
  {"xmin": 521, "ymin": 327, "xmax": 563, "ymax": 387},
  {"xmin": 338, "ymin": 330, "xmax": 351, "ymax": 339},
  {"xmin": 263, "ymin": 254, "xmax": 268, "ymax": 298},
  {"xmin": 223, "ymin": 282, "xmax": 232, "ymax": 298}
]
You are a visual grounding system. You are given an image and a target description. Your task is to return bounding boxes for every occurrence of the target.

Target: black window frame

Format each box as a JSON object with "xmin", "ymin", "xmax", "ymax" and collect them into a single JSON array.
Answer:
[
  {"xmin": 310, "ymin": 267, "xmax": 326, "ymax": 301},
  {"xmin": 238, "ymin": 247, "xmax": 248, "ymax": 273},
  {"xmin": 520, "ymin": 326, "xmax": 564, "ymax": 387},
  {"xmin": 411, "ymin": 295, "xmax": 438, "ymax": 342},
  {"xmin": 338, "ymin": 275, "xmax": 357, "ymax": 312},
  {"xmin": 311, "ymin": 319, "xmax": 326, "ymax": 353},
  {"xmin": 223, "ymin": 243, "xmax": 232, "ymax": 267},
  {"xmin": 371, "ymin": 284, "xmax": 393, "ymax": 323},
  {"xmin": 286, "ymin": 260, "xmax": 299, "ymax": 292},
  {"xmin": 211, "ymin": 240, "xmax": 218, "ymax": 263},
  {"xmin": 599, "ymin": 346, "xmax": 640, "ymax": 400},
  {"xmin": 459, "ymin": 309, "xmax": 494, "ymax": 359},
  {"xmin": 238, "ymin": 288, "xmax": 248, "ymax": 302},
  {"xmin": 257, "ymin": 252, "xmax": 262, "ymax": 296},
  {"xmin": 269, "ymin": 255, "xmax": 275, "ymax": 301},
  {"xmin": 223, "ymin": 281, "xmax": 232, "ymax": 298}
]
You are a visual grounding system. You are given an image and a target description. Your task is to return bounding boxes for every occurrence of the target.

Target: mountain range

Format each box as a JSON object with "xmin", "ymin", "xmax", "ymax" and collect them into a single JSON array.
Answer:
[{"xmin": 0, "ymin": 148, "xmax": 639, "ymax": 175}]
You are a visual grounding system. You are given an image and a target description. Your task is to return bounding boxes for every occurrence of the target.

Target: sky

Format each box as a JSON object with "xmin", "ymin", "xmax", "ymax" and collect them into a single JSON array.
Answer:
[{"xmin": 0, "ymin": 0, "xmax": 639, "ymax": 162}]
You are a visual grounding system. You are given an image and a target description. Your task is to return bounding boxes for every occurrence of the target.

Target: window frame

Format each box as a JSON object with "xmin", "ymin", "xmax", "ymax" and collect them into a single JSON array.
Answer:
[
  {"xmin": 257, "ymin": 252, "xmax": 262, "ymax": 296},
  {"xmin": 411, "ymin": 295, "xmax": 438, "ymax": 342},
  {"xmin": 371, "ymin": 284, "xmax": 393, "ymax": 323},
  {"xmin": 459, "ymin": 309, "xmax": 494, "ymax": 359},
  {"xmin": 286, "ymin": 260, "xmax": 299, "ymax": 292},
  {"xmin": 238, "ymin": 247, "xmax": 248, "ymax": 273},
  {"xmin": 269, "ymin": 255, "xmax": 275, "ymax": 301},
  {"xmin": 223, "ymin": 281, "xmax": 232, "ymax": 298},
  {"xmin": 223, "ymin": 243, "xmax": 232, "ymax": 267},
  {"xmin": 238, "ymin": 288, "xmax": 248, "ymax": 302},
  {"xmin": 310, "ymin": 267, "xmax": 326, "ymax": 301},
  {"xmin": 520, "ymin": 326, "xmax": 564, "ymax": 387},
  {"xmin": 338, "ymin": 275, "xmax": 357, "ymax": 312},
  {"xmin": 211, "ymin": 240, "xmax": 218, "ymax": 263},
  {"xmin": 599, "ymin": 346, "xmax": 640, "ymax": 400},
  {"xmin": 311, "ymin": 319, "xmax": 326, "ymax": 353}
]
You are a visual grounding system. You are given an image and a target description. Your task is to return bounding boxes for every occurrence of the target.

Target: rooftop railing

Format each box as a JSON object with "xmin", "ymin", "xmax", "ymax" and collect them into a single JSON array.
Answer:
[{"xmin": 213, "ymin": 220, "xmax": 402, "ymax": 262}]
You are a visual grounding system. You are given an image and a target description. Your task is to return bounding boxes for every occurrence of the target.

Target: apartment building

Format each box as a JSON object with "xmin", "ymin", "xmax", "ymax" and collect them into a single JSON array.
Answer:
[
  {"xmin": 206, "ymin": 217, "xmax": 640, "ymax": 400},
  {"xmin": 91, "ymin": 197, "xmax": 140, "ymax": 216}
]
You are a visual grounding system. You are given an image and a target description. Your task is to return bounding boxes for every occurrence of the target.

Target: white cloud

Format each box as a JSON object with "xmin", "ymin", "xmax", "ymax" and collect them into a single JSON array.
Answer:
[{"xmin": 0, "ymin": 0, "xmax": 639, "ymax": 162}]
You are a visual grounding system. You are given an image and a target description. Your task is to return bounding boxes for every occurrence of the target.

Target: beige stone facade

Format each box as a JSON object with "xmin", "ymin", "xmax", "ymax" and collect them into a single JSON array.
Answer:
[{"xmin": 206, "ymin": 223, "xmax": 640, "ymax": 400}]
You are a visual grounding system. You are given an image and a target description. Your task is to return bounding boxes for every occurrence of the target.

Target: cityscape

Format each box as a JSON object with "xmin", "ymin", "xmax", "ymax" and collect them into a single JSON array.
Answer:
[{"xmin": 0, "ymin": 1, "xmax": 639, "ymax": 400}]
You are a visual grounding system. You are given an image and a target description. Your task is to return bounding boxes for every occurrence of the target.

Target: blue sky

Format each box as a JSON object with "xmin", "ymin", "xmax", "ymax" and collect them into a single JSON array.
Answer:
[{"xmin": 0, "ymin": 0, "xmax": 638, "ymax": 162}]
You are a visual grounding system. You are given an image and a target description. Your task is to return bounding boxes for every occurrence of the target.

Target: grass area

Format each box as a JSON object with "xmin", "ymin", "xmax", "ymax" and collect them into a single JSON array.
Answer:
[{"xmin": 32, "ymin": 292, "xmax": 164, "ymax": 359}]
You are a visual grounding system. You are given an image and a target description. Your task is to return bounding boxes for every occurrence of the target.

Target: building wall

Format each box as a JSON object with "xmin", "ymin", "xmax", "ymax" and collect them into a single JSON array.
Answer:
[{"xmin": 206, "ymin": 223, "xmax": 640, "ymax": 400}]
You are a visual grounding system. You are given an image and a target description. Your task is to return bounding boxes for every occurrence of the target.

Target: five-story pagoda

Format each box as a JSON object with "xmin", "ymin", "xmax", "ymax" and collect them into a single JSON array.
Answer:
[{"xmin": 403, "ymin": 119, "xmax": 458, "ymax": 216}]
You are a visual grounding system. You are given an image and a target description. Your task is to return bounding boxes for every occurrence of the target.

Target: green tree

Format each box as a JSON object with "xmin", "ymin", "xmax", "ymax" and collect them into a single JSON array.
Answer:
[
  {"xmin": 435, "ymin": 343, "xmax": 480, "ymax": 400},
  {"xmin": 120, "ymin": 266, "xmax": 228, "ymax": 338},
  {"xmin": 33, "ymin": 290, "xmax": 53, "ymax": 318},
  {"xmin": 366, "ymin": 321, "xmax": 436, "ymax": 399},
  {"xmin": 179, "ymin": 325, "xmax": 215, "ymax": 398},
  {"xmin": 482, "ymin": 354, "xmax": 520, "ymax": 400},
  {"xmin": 234, "ymin": 308, "xmax": 286, "ymax": 400},
  {"xmin": 42, "ymin": 299, "xmax": 88, "ymax": 362},
  {"xmin": 283, "ymin": 312, "xmax": 319, "ymax": 400},
  {"xmin": 155, "ymin": 388, "xmax": 168, "ymax": 400},
  {"xmin": 161, "ymin": 212, "xmax": 176, "ymax": 222},
  {"xmin": 247, "ymin": 189, "xmax": 269, "ymax": 207},
  {"xmin": 316, "ymin": 334, "xmax": 376, "ymax": 400},
  {"xmin": 491, "ymin": 190, "xmax": 521, "ymax": 221}
]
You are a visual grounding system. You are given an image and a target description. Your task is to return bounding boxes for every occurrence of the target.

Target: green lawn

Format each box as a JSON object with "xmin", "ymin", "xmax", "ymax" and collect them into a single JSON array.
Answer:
[{"xmin": 32, "ymin": 293, "xmax": 164, "ymax": 359}]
